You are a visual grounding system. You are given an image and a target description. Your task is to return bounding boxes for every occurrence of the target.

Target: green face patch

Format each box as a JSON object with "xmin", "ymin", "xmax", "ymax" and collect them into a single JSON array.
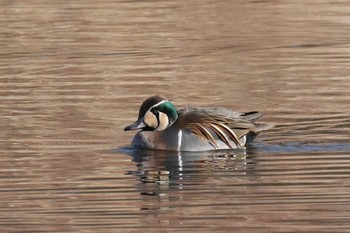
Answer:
[{"xmin": 158, "ymin": 102, "xmax": 178, "ymax": 123}]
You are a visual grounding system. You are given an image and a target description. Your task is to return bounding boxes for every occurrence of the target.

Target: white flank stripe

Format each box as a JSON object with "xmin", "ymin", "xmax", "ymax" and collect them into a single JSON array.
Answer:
[
  {"xmin": 178, "ymin": 152, "xmax": 183, "ymax": 174},
  {"xmin": 177, "ymin": 130, "xmax": 183, "ymax": 151}
]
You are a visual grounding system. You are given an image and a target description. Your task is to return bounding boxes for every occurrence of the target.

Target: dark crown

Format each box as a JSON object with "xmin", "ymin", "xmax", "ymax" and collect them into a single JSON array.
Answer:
[{"xmin": 138, "ymin": 95, "xmax": 167, "ymax": 118}]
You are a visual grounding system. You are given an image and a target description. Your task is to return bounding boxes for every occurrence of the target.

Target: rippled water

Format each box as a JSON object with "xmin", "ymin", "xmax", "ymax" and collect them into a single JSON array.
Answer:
[{"xmin": 1, "ymin": 0, "xmax": 350, "ymax": 232}]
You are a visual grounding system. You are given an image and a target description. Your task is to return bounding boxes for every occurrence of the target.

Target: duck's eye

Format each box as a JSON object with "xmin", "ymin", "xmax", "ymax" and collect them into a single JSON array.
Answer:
[{"xmin": 151, "ymin": 108, "xmax": 159, "ymax": 116}]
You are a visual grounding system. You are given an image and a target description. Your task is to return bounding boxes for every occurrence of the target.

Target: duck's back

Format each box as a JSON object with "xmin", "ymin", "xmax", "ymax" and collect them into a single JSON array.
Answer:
[{"xmin": 173, "ymin": 107, "xmax": 268, "ymax": 150}]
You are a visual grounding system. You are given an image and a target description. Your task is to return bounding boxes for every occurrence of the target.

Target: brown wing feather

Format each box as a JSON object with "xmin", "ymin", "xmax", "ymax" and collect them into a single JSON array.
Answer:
[
  {"xmin": 180, "ymin": 110, "xmax": 256, "ymax": 148},
  {"xmin": 191, "ymin": 123, "xmax": 219, "ymax": 149},
  {"xmin": 208, "ymin": 123, "xmax": 234, "ymax": 149}
]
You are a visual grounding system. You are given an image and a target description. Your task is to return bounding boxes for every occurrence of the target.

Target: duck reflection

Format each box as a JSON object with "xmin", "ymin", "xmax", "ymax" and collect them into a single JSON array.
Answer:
[
  {"xmin": 119, "ymin": 147, "xmax": 260, "ymax": 223},
  {"xmin": 122, "ymin": 148, "xmax": 258, "ymax": 192}
]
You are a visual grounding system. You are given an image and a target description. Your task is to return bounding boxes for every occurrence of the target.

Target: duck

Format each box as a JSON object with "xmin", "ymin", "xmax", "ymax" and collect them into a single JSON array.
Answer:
[{"xmin": 124, "ymin": 95, "xmax": 271, "ymax": 151}]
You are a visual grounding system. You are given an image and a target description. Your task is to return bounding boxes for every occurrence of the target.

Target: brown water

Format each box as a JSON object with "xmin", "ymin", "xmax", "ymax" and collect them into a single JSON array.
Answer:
[{"xmin": 1, "ymin": 0, "xmax": 350, "ymax": 232}]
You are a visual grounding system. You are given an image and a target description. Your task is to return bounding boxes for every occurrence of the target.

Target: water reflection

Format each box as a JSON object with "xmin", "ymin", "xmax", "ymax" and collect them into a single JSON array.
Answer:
[{"xmin": 122, "ymin": 148, "xmax": 256, "ymax": 203}]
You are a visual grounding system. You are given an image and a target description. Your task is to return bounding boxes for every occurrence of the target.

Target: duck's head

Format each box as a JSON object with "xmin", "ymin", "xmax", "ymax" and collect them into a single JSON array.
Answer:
[{"xmin": 124, "ymin": 95, "xmax": 178, "ymax": 132}]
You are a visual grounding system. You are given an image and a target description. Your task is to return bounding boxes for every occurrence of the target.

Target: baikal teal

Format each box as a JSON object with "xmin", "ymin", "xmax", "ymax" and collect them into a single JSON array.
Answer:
[{"xmin": 124, "ymin": 95, "xmax": 272, "ymax": 151}]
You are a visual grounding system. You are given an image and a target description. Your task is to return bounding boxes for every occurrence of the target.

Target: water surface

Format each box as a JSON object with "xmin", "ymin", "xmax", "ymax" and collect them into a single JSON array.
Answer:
[{"xmin": 1, "ymin": 0, "xmax": 350, "ymax": 232}]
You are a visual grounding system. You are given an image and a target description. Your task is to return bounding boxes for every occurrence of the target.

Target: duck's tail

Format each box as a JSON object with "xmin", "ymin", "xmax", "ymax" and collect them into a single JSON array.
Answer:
[{"xmin": 246, "ymin": 123, "xmax": 274, "ymax": 146}]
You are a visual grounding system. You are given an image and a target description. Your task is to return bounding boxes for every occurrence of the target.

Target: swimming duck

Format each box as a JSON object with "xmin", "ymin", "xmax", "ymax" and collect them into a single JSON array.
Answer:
[{"xmin": 124, "ymin": 95, "xmax": 271, "ymax": 151}]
